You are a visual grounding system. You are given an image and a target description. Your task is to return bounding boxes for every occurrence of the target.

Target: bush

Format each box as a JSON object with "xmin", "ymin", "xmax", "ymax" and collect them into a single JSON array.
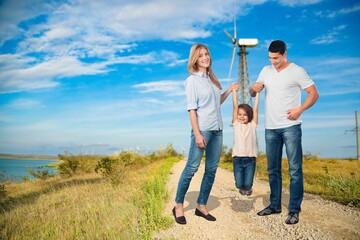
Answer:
[
  {"xmin": 95, "ymin": 152, "xmax": 145, "ymax": 185},
  {"xmin": 28, "ymin": 167, "xmax": 54, "ymax": 180},
  {"xmin": 57, "ymin": 152, "xmax": 98, "ymax": 176},
  {"xmin": 154, "ymin": 144, "xmax": 178, "ymax": 158},
  {"xmin": 222, "ymin": 146, "xmax": 233, "ymax": 163},
  {"xmin": 320, "ymin": 173, "xmax": 360, "ymax": 207}
]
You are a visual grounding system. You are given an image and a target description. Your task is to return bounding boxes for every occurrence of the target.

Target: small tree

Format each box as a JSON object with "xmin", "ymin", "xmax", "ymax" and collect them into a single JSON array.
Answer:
[
  {"xmin": 28, "ymin": 167, "xmax": 54, "ymax": 180},
  {"xmin": 222, "ymin": 146, "xmax": 233, "ymax": 163},
  {"xmin": 155, "ymin": 144, "xmax": 178, "ymax": 158},
  {"xmin": 57, "ymin": 152, "xmax": 79, "ymax": 176},
  {"xmin": 57, "ymin": 152, "xmax": 98, "ymax": 176},
  {"xmin": 95, "ymin": 151, "xmax": 145, "ymax": 185}
]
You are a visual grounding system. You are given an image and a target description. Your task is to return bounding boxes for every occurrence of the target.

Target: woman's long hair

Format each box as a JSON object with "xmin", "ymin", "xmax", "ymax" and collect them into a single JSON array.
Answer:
[{"xmin": 187, "ymin": 43, "xmax": 222, "ymax": 90}]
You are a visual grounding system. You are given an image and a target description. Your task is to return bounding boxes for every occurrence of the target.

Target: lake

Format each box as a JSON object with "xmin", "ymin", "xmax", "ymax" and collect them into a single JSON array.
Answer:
[{"xmin": 0, "ymin": 158, "xmax": 60, "ymax": 182}]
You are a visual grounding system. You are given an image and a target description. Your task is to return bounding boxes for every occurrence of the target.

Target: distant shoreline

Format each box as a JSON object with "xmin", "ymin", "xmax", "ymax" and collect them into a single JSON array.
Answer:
[{"xmin": 0, "ymin": 154, "xmax": 59, "ymax": 160}]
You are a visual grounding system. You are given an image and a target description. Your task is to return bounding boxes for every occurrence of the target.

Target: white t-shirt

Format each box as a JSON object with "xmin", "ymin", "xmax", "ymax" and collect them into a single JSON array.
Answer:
[
  {"xmin": 232, "ymin": 120, "xmax": 257, "ymax": 157},
  {"xmin": 256, "ymin": 63, "xmax": 314, "ymax": 129}
]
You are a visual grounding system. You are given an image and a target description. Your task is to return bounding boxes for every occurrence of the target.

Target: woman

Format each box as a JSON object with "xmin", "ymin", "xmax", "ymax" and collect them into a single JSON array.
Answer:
[{"xmin": 173, "ymin": 43, "xmax": 238, "ymax": 224}]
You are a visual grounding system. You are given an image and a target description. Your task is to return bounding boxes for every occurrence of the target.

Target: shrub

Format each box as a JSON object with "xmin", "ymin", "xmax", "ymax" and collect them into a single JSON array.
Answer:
[
  {"xmin": 28, "ymin": 167, "xmax": 54, "ymax": 180},
  {"xmin": 154, "ymin": 144, "xmax": 178, "ymax": 158},
  {"xmin": 222, "ymin": 146, "xmax": 233, "ymax": 163},
  {"xmin": 95, "ymin": 152, "xmax": 145, "ymax": 185},
  {"xmin": 57, "ymin": 152, "xmax": 98, "ymax": 176}
]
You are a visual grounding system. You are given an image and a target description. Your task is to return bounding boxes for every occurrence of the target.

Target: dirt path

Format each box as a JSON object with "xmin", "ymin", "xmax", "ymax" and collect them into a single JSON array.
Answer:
[{"xmin": 155, "ymin": 159, "xmax": 360, "ymax": 240}]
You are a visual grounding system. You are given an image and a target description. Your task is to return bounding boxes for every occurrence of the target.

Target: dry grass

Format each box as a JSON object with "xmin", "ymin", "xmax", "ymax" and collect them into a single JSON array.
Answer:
[{"xmin": 0, "ymin": 156, "xmax": 179, "ymax": 239}]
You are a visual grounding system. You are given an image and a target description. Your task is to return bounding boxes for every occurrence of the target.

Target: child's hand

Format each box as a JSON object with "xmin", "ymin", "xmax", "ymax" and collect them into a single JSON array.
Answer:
[{"xmin": 230, "ymin": 82, "xmax": 239, "ymax": 92}]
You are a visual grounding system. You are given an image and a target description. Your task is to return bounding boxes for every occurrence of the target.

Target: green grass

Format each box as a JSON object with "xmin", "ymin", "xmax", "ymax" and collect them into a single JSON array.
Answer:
[
  {"xmin": 0, "ymin": 151, "xmax": 180, "ymax": 240},
  {"xmin": 219, "ymin": 155, "xmax": 360, "ymax": 208}
]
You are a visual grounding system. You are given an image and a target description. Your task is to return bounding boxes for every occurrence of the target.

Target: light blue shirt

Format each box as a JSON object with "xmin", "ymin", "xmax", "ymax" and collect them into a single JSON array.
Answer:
[{"xmin": 185, "ymin": 72, "xmax": 223, "ymax": 131}]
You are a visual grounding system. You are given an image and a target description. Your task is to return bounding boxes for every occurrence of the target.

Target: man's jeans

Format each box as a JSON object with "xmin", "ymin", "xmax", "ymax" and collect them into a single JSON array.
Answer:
[
  {"xmin": 175, "ymin": 130, "xmax": 222, "ymax": 205},
  {"xmin": 233, "ymin": 156, "xmax": 256, "ymax": 190},
  {"xmin": 265, "ymin": 124, "xmax": 303, "ymax": 213}
]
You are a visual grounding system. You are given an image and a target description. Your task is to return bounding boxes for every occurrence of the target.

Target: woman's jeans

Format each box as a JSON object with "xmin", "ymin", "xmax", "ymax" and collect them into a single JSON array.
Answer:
[
  {"xmin": 265, "ymin": 124, "xmax": 303, "ymax": 213},
  {"xmin": 175, "ymin": 130, "xmax": 222, "ymax": 205},
  {"xmin": 233, "ymin": 157, "xmax": 256, "ymax": 190}
]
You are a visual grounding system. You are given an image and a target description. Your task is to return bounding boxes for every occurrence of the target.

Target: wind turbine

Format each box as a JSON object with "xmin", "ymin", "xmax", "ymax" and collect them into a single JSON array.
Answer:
[{"xmin": 224, "ymin": 3, "xmax": 258, "ymax": 105}]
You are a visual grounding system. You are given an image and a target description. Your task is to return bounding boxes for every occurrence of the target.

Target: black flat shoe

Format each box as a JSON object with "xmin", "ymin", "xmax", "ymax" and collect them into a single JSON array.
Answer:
[
  {"xmin": 172, "ymin": 207, "xmax": 186, "ymax": 224},
  {"xmin": 195, "ymin": 208, "xmax": 216, "ymax": 221}
]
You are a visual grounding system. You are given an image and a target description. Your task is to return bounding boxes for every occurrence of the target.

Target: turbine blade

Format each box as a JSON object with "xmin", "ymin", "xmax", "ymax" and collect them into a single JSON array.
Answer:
[
  {"xmin": 233, "ymin": 0, "xmax": 237, "ymax": 40},
  {"xmin": 224, "ymin": 30, "xmax": 233, "ymax": 41},
  {"xmin": 224, "ymin": 30, "xmax": 236, "ymax": 45},
  {"xmin": 228, "ymin": 45, "xmax": 236, "ymax": 80}
]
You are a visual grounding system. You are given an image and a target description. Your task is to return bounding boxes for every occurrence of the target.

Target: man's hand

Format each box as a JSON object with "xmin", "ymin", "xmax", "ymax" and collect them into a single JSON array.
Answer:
[
  {"xmin": 287, "ymin": 107, "xmax": 303, "ymax": 120},
  {"xmin": 251, "ymin": 82, "xmax": 264, "ymax": 93}
]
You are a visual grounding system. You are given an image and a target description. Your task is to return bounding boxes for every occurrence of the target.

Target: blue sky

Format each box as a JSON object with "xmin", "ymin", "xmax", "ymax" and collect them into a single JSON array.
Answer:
[{"xmin": 0, "ymin": 0, "xmax": 359, "ymax": 158}]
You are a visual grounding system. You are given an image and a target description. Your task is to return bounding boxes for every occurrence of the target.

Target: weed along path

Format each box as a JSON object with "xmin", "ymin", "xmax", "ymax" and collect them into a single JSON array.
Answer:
[{"xmin": 155, "ymin": 159, "xmax": 360, "ymax": 240}]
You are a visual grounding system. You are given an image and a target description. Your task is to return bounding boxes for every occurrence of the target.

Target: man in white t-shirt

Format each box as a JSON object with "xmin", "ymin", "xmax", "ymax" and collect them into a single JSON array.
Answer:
[{"xmin": 250, "ymin": 40, "xmax": 319, "ymax": 224}]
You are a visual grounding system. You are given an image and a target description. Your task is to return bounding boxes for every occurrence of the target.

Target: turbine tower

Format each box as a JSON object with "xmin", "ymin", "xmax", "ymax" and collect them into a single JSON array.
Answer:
[{"xmin": 224, "ymin": 3, "xmax": 258, "ymax": 105}]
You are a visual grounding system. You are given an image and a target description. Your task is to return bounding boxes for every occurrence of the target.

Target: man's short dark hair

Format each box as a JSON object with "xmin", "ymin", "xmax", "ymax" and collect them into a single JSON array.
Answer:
[{"xmin": 268, "ymin": 40, "xmax": 287, "ymax": 55}]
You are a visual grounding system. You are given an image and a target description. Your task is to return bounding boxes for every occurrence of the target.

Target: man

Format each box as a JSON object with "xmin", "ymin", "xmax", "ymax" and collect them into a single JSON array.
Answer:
[{"xmin": 250, "ymin": 40, "xmax": 319, "ymax": 224}]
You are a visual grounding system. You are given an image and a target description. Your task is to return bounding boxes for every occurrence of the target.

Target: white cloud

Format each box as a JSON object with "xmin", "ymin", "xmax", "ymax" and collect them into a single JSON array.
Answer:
[
  {"xmin": 278, "ymin": 0, "xmax": 322, "ymax": 7},
  {"xmin": 5, "ymin": 0, "xmax": 239, "ymax": 58},
  {"xmin": 0, "ymin": 55, "xmax": 107, "ymax": 93},
  {"xmin": 7, "ymin": 99, "xmax": 45, "ymax": 109},
  {"xmin": 43, "ymin": 26, "xmax": 76, "ymax": 40},
  {"xmin": 339, "ymin": 3, "xmax": 360, "ymax": 14},
  {"xmin": 304, "ymin": 57, "xmax": 360, "ymax": 98},
  {"xmin": 133, "ymin": 80, "xmax": 185, "ymax": 96},
  {"xmin": 0, "ymin": 0, "xmax": 55, "ymax": 46},
  {"xmin": 0, "ymin": 0, "xmax": 338, "ymax": 95},
  {"xmin": 310, "ymin": 25, "xmax": 347, "ymax": 45},
  {"xmin": 316, "ymin": 3, "xmax": 360, "ymax": 18}
]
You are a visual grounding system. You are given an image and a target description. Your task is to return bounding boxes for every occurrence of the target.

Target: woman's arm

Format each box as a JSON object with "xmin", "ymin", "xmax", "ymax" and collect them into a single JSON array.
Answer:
[
  {"xmin": 189, "ymin": 109, "xmax": 206, "ymax": 149},
  {"xmin": 253, "ymin": 92, "xmax": 260, "ymax": 125},
  {"xmin": 221, "ymin": 83, "xmax": 239, "ymax": 104}
]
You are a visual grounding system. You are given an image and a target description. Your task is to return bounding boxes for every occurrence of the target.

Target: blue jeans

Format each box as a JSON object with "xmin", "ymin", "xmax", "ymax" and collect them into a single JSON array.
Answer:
[
  {"xmin": 265, "ymin": 124, "xmax": 303, "ymax": 213},
  {"xmin": 233, "ymin": 157, "xmax": 256, "ymax": 190},
  {"xmin": 175, "ymin": 130, "xmax": 223, "ymax": 205}
]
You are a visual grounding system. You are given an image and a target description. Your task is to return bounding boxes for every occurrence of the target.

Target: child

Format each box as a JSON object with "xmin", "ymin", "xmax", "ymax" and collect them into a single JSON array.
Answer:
[{"xmin": 231, "ymin": 89, "xmax": 259, "ymax": 196}]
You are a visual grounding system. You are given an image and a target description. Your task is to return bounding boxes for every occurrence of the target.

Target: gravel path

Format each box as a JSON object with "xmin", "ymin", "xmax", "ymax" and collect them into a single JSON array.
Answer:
[{"xmin": 155, "ymin": 159, "xmax": 360, "ymax": 240}]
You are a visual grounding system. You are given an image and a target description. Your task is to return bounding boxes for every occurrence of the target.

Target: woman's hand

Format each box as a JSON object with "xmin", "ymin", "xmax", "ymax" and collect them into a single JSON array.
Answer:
[
  {"xmin": 229, "ymin": 82, "xmax": 239, "ymax": 92},
  {"xmin": 195, "ymin": 133, "xmax": 206, "ymax": 149}
]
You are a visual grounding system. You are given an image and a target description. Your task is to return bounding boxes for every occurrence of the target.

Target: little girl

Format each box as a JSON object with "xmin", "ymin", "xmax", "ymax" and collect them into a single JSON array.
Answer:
[{"xmin": 231, "ymin": 89, "xmax": 259, "ymax": 196}]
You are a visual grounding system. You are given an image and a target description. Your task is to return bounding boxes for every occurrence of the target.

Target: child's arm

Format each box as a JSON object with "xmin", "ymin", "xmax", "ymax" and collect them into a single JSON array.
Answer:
[
  {"xmin": 253, "ymin": 92, "xmax": 260, "ymax": 125},
  {"xmin": 232, "ymin": 89, "xmax": 238, "ymax": 124}
]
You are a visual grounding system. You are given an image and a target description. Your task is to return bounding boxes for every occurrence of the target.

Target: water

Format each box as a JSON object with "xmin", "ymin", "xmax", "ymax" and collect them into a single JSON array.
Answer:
[{"xmin": 0, "ymin": 158, "xmax": 60, "ymax": 182}]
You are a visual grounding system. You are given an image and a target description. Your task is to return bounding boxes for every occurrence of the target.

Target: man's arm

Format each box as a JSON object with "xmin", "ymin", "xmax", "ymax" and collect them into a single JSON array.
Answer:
[{"xmin": 287, "ymin": 84, "xmax": 319, "ymax": 120}]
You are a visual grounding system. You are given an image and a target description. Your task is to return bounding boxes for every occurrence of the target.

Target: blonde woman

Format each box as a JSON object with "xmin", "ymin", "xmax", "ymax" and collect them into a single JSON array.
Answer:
[{"xmin": 173, "ymin": 43, "xmax": 239, "ymax": 224}]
